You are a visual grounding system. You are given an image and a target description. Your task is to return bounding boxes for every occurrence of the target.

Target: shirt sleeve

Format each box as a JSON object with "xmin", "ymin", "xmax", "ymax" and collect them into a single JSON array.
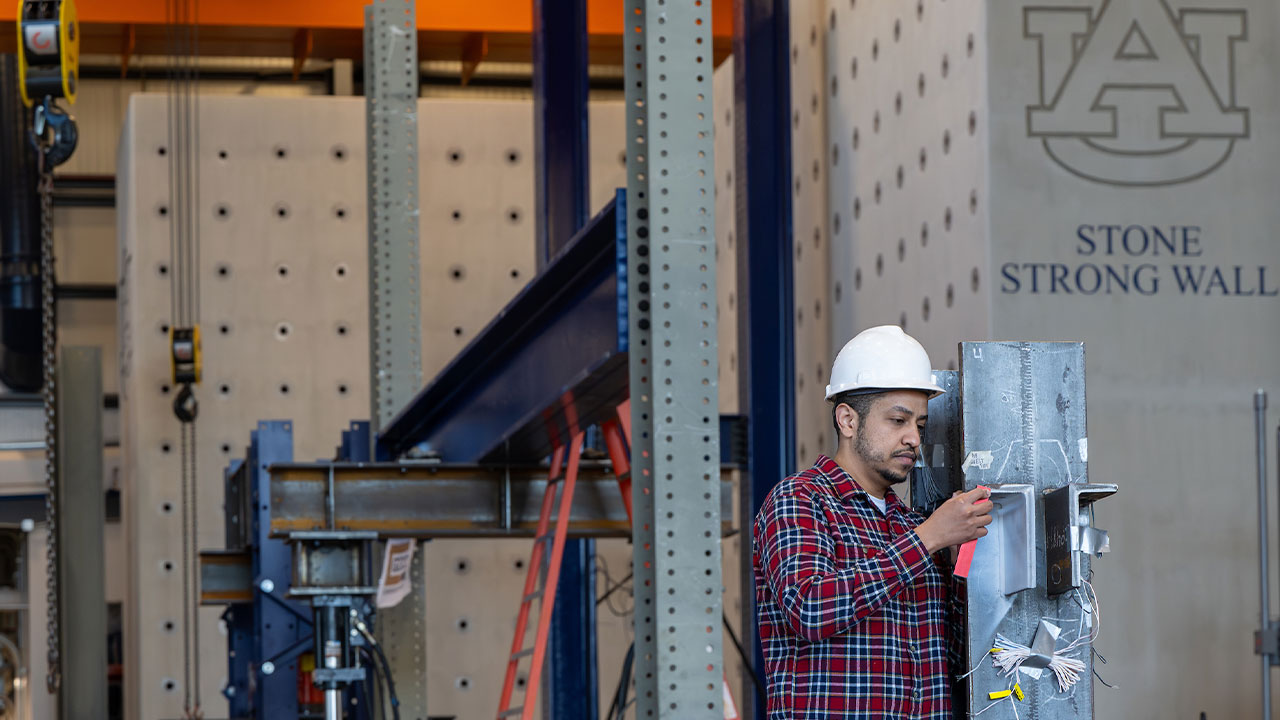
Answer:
[{"xmin": 756, "ymin": 483, "xmax": 936, "ymax": 643}]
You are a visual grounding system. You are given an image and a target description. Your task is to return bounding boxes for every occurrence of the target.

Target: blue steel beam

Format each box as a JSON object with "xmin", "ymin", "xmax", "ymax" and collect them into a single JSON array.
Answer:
[
  {"xmin": 734, "ymin": 1, "xmax": 795, "ymax": 718},
  {"xmin": 377, "ymin": 194, "xmax": 627, "ymax": 464}
]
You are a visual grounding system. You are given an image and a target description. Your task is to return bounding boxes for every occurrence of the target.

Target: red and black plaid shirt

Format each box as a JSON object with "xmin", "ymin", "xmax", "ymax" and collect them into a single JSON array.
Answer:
[{"xmin": 753, "ymin": 455, "xmax": 957, "ymax": 719}]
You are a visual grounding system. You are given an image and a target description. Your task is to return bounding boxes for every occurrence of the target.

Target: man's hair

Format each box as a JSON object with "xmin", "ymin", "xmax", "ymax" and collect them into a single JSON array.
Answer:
[{"xmin": 830, "ymin": 391, "xmax": 882, "ymax": 434}]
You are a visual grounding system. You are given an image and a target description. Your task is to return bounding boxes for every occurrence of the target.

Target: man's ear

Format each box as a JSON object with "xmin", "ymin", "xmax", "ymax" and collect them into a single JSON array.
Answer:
[{"xmin": 834, "ymin": 403, "xmax": 859, "ymax": 441}]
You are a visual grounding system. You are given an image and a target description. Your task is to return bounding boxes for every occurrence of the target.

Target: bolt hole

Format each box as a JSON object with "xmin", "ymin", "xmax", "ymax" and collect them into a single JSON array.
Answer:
[
  {"xmin": 280, "ymin": 384, "xmax": 290, "ymax": 395},
  {"xmin": 161, "ymin": 443, "xmax": 171, "ymax": 454},
  {"xmin": 337, "ymin": 324, "xmax": 348, "ymax": 336},
  {"xmin": 221, "ymin": 444, "xmax": 232, "ymax": 454},
  {"xmin": 161, "ymin": 502, "xmax": 173, "ymax": 513},
  {"xmin": 274, "ymin": 146, "xmax": 287, "ymax": 159},
  {"xmin": 338, "ymin": 384, "xmax": 348, "ymax": 395},
  {"xmin": 277, "ymin": 265, "xmax": 289, "ymax": 278},
  {"xmin": 507, "ymin": 208, "xmax": 521, "ymax": 224},
  {"xmin": 160, "ymin": 384, "xmax": 170, "ymax": 395},
  {"xmin": 217, "ymin": 149, "xmax": 228, "ymax": 160},
  {"xmin": 157, "ymin": 147, "xmax": 167, "ymax": 157},
  {"xmin": 216, "ymin": 264, "xmax": 230, "ymax": 277},
  {"xmin": 506, "ymin": 149, "xmax": 520, "ymax": 164},
  {"xmin": 158, "ymin": 206, "xmax": 168, "ymax": 217},
  {"xmin": 510, "ymin": 269, "xmax": 520, "ymax": 279},
  {"xmin": 219, "ymin": 324, "xmax": 231, "ymax": 335},
  {"xmin": 331, "ymin": 145, "xmax": 347, "ymax": 161},
  {"xmin": 455, "ymin": 559, "xmax": 469, "ymax": 574},
  {"xmin": 453, "ymin": 327, "xmax": 464, "ymax": 337},
  {"xmin": 215, "ymin": 204, "xmax": 230, "ymax": 219},
  {"xmin": 220, "ymin": 384, "xmax": 230, "ymax": 395}
]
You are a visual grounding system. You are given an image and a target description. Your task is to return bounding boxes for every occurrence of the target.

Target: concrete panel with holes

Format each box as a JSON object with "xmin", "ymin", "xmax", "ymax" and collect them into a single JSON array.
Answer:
[{"xmin": 116, "ymin": 91, "xmax": 660, "ymax": 720}]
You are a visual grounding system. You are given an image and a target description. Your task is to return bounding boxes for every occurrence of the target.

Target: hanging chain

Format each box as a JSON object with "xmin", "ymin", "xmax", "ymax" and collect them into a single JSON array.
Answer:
[{"xmin": 38, "ymin": 146, "xmax": 60, "ymax": 696}]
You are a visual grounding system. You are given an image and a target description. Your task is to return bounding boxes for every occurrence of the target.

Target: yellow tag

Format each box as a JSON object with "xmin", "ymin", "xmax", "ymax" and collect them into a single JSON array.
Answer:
[
  {"xmin": 1014, "ymin": 684, "xmax": 1025, "ymax": 701},
  {"xmin": 991, "ymin": 647, "xmax": 1002, "ymax": 654},
  {"xmin": 988, "ymin": 690, "xmax": 1013, "ymax": 700}
]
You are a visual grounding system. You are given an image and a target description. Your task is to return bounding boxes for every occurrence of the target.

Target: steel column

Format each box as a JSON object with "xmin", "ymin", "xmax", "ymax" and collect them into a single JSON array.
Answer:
[
  {"xmin": 533, "ymin": 2, "xmax": 596, "ymax": 714},
  {"xmin": 364, "ymin": 0, "xmax": 423, "ymax": 436},
  {"xmin": 365, "ymin": 1, "xmax": 428, "ymax": 716},
  {"xmin": 959, "ymin": 342, "xmax": 1097, "ymax": 718},
  {"xmin": 56, "ymin": 347, "xmax": 106, "ymax": 720},
  {"xmin": 626, "ymin": 1, "xmax": 723, "ymax": 716},
  {"xmin": 732, "ymin": 2, "xmax": 794, "ymax": 717},
  {"xmin": 533, "ymin": 0, "xmax": 590, "ymax": 269}
]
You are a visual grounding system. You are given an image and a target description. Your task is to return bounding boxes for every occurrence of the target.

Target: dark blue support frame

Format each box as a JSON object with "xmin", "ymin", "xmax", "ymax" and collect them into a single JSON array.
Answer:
[
  {"xmin": 533, "ymin": 0, "xmax": 590, "ymax": 269},
  {"xmin": 734, "ymin": 1, "xmax": 796, "ymax": 717},
  {"xmin": 222, "ymin": 421, "xmax": 314, "ymax": 719},
  {"xmin": 535, "ymin": 0, "xmax": 598, "ymax": 714}
]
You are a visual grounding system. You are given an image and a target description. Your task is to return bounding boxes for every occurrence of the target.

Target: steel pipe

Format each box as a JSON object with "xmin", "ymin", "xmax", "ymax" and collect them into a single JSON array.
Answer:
[{"xmin": 1257, "ymin": 389, "xmax": 1270, "ymax": 720}]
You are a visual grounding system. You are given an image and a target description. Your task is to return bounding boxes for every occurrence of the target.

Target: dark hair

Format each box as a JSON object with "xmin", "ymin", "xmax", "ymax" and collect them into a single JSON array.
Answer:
[{"xmin": 830, "ymin": 391, "xmax": 882, "ymax": 432}]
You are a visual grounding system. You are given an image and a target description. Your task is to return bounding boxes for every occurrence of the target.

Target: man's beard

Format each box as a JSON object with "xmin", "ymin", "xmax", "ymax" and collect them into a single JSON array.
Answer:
[{"xmin": 854, "ymin": 424, "xmax": 913, "ymax": 485}]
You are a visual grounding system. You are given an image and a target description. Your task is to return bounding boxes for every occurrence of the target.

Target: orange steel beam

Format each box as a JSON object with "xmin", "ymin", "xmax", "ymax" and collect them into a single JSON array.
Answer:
[{"xmin": 0, "ymin": 1, "xmax": 733, "ymax": 65}]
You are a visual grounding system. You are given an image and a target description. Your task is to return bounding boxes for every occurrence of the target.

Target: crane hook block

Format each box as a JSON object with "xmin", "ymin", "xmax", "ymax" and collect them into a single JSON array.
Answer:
[{"xmin": 16, "ymin": 0, "xmax": 80, "ymax": 107}]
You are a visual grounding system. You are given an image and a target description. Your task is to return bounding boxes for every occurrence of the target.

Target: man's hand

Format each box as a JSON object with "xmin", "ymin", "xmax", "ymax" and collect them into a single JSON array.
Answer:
[{"xmin": 915, "ymin": 487, "xmax": 993, "ymax": 554}]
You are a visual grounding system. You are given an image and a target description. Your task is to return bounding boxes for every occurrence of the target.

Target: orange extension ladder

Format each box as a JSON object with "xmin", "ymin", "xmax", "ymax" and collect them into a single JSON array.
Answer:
[{"xmin": 497, "ymin": 400, "xmax": 738, "ymax": 719}]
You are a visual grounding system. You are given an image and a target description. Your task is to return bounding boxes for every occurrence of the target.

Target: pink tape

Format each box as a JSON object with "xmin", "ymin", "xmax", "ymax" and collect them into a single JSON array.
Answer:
[{"xmin": 952, "ymin": 486, "xmax": 990, "ymax": 578}]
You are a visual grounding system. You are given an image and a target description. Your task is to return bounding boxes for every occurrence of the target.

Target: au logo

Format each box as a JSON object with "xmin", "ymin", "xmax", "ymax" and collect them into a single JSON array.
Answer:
[{"xmin": 1025, "ymin": 1, "xmax": 1249, "ymax": 186}]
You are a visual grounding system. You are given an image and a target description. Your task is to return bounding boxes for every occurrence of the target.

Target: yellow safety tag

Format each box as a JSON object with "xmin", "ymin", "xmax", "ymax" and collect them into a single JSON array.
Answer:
[
  {"xmin": 1013, "ymin": 683, "xmax": 1025, "ymax": 701},
  {"xmin": 988, "ymin": 690, "xmax": 1013, "ymax": 700}
]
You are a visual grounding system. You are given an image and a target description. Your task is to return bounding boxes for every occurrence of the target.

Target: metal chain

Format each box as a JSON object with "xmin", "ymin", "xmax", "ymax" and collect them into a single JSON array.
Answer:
[
  {"xmin": 38, "ymin": 154, "xmax": 60, "ymax": 695},
  {"xmin": 179, "ymin": 424, "xmax": 191, "ymax": 715}
]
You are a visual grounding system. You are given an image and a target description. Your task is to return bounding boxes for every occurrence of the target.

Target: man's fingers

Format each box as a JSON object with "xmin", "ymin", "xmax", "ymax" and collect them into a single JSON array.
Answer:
[
  {"xmin": 976, "ymin": 513, "xmax": 994, "ymax": 527},
  {"xmin": 960, "ymin": 486, "xmax": 991, "ymax": 504},
  {"xmin": 974, "ymin": 527, "xmax": 989, "ymax": 539}
]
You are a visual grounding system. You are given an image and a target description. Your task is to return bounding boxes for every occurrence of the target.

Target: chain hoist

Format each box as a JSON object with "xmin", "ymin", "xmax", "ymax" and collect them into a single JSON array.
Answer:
[{"xmin": 18, "ymin": 0, "xmax": 79, "ymax": 697}]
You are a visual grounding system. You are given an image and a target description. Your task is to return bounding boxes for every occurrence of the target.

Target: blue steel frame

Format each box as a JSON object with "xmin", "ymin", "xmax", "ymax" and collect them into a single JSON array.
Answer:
[
  {"xmin": 222, "ymin": 421, "xmax": 313, "ymax": 719},
  {"xmin": 533, "ymin": 1, "xmax": 597, "ymax": 714},
  {"xmin": 734, "ymin": 1, "xmax": 796, "ymax": 718}
]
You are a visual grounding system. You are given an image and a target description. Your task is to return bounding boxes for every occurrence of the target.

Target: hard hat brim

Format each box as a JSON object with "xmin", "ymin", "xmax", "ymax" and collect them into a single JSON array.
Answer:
[{"xmin": 824, "ymin": 382, "xmax": 946, "ymax": 401}]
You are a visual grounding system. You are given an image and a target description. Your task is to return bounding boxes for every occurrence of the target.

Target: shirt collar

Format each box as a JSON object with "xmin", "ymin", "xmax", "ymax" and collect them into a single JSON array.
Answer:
[{"xmin": 812, "ymin": 454, "xmax": 908, "ymax": 514}]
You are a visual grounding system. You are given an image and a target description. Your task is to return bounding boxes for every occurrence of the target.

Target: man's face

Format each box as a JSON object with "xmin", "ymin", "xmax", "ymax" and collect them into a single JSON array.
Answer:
[{"xmin": 851, "ymin": 390, "xmax": 929, "ymax": 487}]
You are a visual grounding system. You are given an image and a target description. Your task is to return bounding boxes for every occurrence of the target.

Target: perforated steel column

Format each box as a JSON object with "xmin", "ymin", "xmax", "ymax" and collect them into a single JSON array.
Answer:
[
  {"xmin": 365, "ymin": 3, "xmax": 427, "ymax": 717},
  {"xmin": 365, "ymin": 0, "xmax": 423, "ymax": 434},
  {"xmin": 627, "ymin": 2, "xmax": 723, "ymax": 717}
]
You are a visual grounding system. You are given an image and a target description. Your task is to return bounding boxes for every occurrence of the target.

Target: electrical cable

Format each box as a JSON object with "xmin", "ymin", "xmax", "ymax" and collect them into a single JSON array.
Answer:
[
  {"xmin": 603, "ymin": 642, "xmax": 634, "ymax": 720},
  {"xmin": 355, "ymin": 619, "xmax": 400, "ymax": 720},
  {"xmin": 722, "ymin": 611, "xmax": 767, "ymax": 711}
]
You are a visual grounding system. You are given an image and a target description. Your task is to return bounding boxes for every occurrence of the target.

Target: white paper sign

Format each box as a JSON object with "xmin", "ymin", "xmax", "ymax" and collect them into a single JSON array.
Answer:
[{"xmin": 376, "ymin": 539, "xmax": 416, "ymax": 609}]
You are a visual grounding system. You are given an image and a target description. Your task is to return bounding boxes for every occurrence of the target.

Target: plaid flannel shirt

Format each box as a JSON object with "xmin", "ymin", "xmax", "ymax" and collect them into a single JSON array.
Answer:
[{"xmin": 753, "ymin": 455, "xmax": 958, "ymax": 719}]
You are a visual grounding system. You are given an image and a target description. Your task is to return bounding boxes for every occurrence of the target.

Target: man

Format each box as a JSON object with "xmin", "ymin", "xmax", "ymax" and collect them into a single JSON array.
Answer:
[{"xmin": 753, "ymin": 325, "xmax": 992, "ymax": 718}]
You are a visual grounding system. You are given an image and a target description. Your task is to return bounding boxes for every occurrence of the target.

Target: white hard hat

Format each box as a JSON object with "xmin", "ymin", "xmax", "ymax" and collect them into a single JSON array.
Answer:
[{"xmin": 825, "ymin": 325, "xmax": 945, "ymax": 400}]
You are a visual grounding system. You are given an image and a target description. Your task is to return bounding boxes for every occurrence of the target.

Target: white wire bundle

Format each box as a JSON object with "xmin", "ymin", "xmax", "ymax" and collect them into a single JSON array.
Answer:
[
  {"xmin": 991, "ymin": 635, "xmax": 1086, "ymax": 693},
  {"xmin": 988, "ymin": 578, "xmax": 1100, "ymax": 693}
]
